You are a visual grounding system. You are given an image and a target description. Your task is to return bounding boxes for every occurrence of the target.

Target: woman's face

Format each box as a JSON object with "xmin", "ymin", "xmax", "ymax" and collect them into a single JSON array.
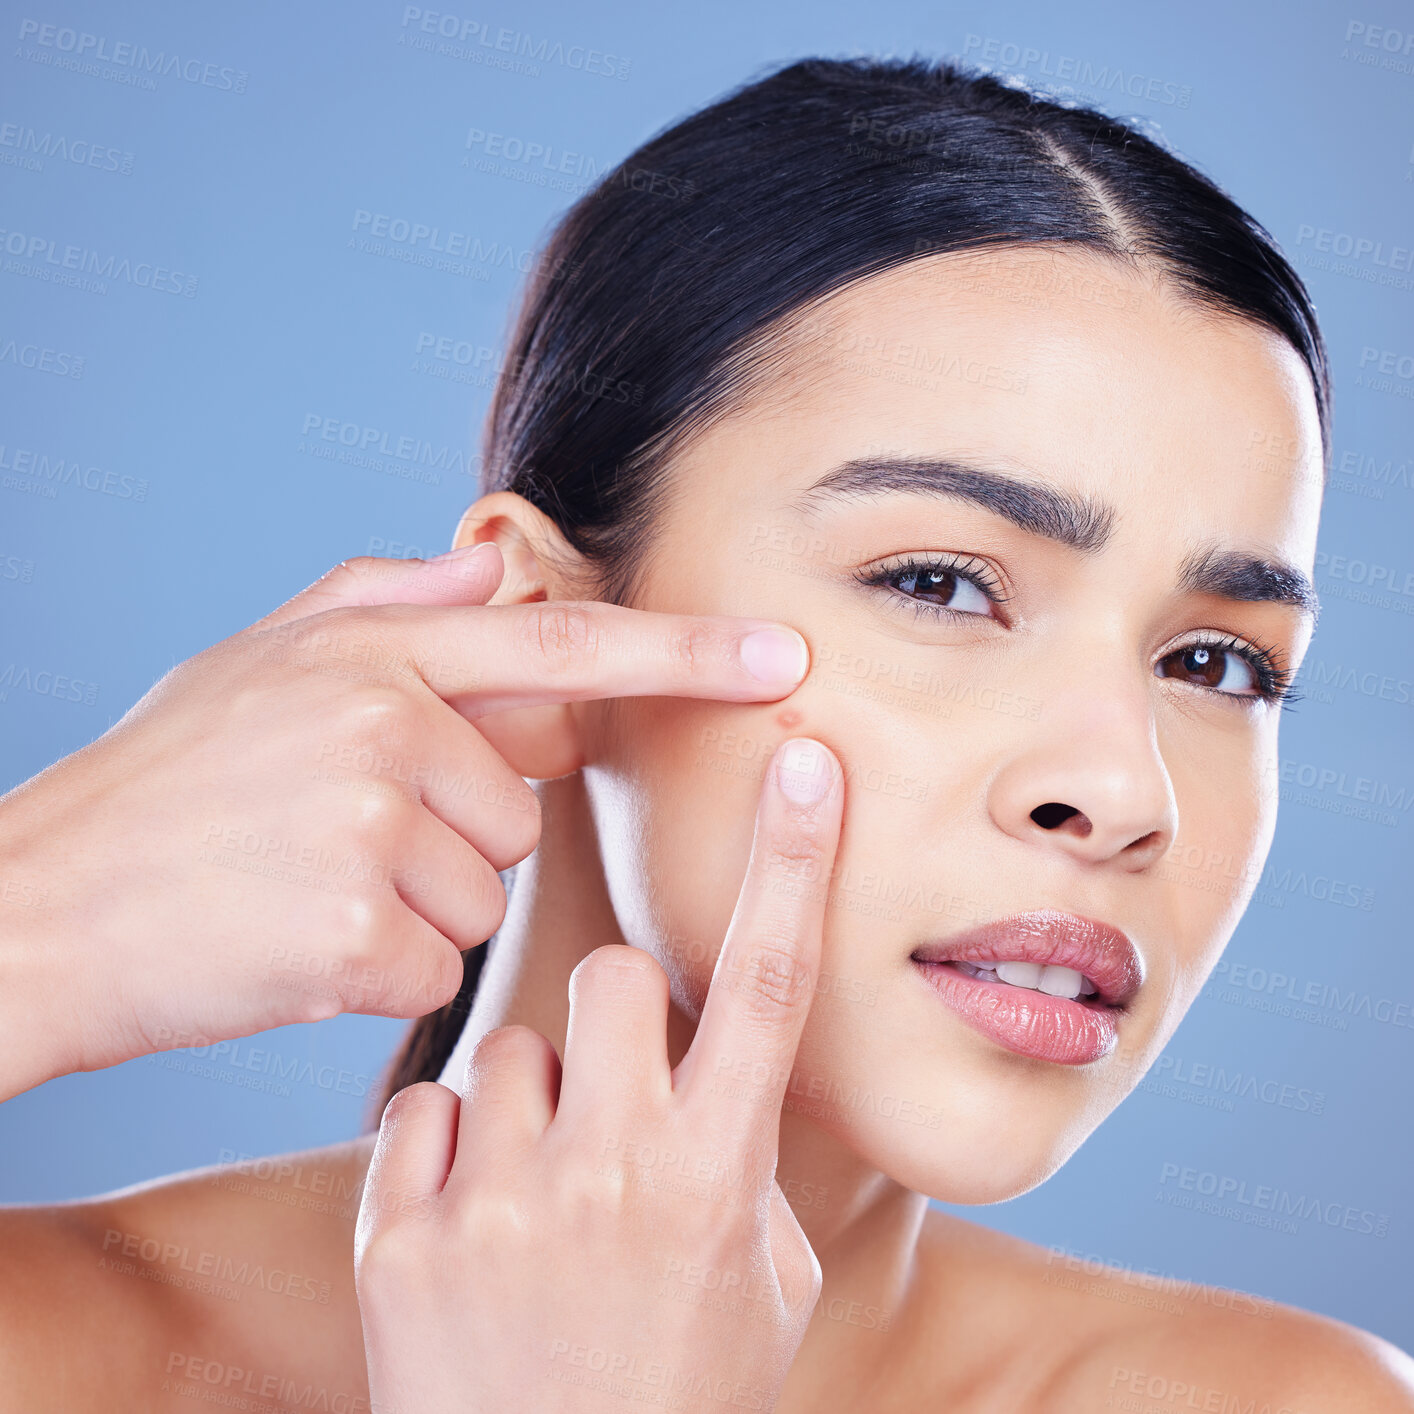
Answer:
[{"xmin": 574, "ymin": 246, "xmax": 1324, "ymax": 1203}]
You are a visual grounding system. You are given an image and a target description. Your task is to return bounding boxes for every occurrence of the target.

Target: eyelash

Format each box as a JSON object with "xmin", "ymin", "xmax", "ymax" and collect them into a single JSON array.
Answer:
[
  {"xmin": 854, "ymin": 553, "xmax": 1302, "ymax": 709},
  {"xmin": 853, "ymin": 552, "xmax": 1009, "ymax": 617},
  {"xmin": 1163, "ymin": 632, "xmax": 1301, "ymax": 708}
]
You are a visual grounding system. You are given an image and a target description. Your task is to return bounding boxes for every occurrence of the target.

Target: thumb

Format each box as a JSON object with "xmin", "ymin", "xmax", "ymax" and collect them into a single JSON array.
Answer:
[{"xmin": 254, "ymin": 542, "xmax": 505, "ymax": 630}]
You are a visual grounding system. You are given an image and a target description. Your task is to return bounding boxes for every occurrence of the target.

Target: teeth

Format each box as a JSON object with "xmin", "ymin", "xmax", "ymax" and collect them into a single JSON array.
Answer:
[
  {"xmin": 957, "ymin": 959, "xmax": 1098, "ymax": 1000},
  {"xmin": 1037, "ymin": 965, "xmax": 1085, "ymax": 1000},
  {"xmin": 994, "ymin": 961, "xmax": 1043, "ymax": 990}
]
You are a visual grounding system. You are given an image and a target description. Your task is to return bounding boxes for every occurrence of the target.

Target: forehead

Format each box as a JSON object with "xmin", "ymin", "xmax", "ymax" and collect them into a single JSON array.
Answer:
[{"xmin": 671, "ymin": 246, "xmax": 1323, "ymax": 565}]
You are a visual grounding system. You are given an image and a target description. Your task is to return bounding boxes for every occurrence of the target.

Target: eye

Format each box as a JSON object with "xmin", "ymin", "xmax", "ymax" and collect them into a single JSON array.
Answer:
[
  {"xmin": 1154, "ymin": 634, "xmax": 1296, "ymax": 705},
  {"xmin": 854, "ymin": 553, "xmax": 1005, "ymax": 623}
]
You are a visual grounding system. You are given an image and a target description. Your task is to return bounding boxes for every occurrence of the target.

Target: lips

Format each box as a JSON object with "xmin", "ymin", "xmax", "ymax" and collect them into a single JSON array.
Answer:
[{"xmin": 910, "ymin": 911, "xmax": 1144, "ymax": 1065}]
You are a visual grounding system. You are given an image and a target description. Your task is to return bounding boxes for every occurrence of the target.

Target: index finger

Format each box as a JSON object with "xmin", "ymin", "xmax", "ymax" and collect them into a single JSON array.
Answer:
[
  {"xmin": 306, "ymin": 599, "xmax": 811, "ymax": 714},
  {"xmin": 673, "ymin": 738, "xmax": 843, "ymax": 1175}
]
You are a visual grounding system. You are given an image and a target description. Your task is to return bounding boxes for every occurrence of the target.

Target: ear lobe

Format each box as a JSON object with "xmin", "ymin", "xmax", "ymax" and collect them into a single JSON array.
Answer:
[{"xmin": 474, "ymin": 703, "xmax": 585, "ymax": 781}]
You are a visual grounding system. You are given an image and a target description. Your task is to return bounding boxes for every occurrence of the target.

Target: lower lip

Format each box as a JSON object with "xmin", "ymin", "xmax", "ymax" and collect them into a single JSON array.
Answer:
[{"xmin": 911, "ymin": 959, "xmax": 1121, "ymax": 1065}]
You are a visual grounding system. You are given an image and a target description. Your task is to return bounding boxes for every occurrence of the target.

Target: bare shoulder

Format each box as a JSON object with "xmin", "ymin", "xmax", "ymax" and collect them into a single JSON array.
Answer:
[
  {"xmin": 909, "ymin": 1209, "xmax": 1414, "ymax": 1413},
  {"xmin": 0, "ymin": 1134, "xmax": 375, "ymax": 1413},
  {"xmin": 1046, "ymin": 1290, "xmax": 1414, "ymax": 1413}
]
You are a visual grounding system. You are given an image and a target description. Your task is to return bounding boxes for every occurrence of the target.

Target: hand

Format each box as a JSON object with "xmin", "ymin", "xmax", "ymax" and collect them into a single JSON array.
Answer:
[
  {"xmin": 354, "ymin": 736, "xmax": 843, "ymax": 1414},
  {"xmin": 0, "ymin": 547, "xmax": 811, "ymax": 1099}
]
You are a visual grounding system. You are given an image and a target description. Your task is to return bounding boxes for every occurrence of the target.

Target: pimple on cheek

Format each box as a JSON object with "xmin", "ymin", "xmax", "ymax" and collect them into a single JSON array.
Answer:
[{"xmin": 775, "ymin": 708, "xmax": 805, "ymax": 731}]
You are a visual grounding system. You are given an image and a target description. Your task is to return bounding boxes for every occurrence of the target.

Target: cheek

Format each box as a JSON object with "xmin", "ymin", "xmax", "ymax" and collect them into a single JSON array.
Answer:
[
  {"xmin": 592, "ymin": 669, "xmax": 975, "ymax": 1011},
  {"xmin": 1180, "ymin": 737, "xmax": 1275, "ymax": 880},
  {"xmin": 587, "ymin": 687, "xmax": 926, "ymax": 1022},
  {"xmin": 1149, "ymin": 736, "xmax": 1278, "ymax": 1017},
  {"xmin": 586, "ymin": 696, "xmax": 779, "ymax": 1017}
]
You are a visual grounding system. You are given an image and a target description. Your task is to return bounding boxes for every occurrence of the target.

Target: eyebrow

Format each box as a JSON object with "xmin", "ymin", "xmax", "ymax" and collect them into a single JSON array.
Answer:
[
  {"xmin": 789, "ymin": 454, "xmax": 1319, "ymax": 619},
  {"xmin": 789, "ymin": 456, "xmax": 1116, "ymax": 552},
  {"xmin": 1178, "ymin": 546, "xmax": 1320, "ymax": 620}
]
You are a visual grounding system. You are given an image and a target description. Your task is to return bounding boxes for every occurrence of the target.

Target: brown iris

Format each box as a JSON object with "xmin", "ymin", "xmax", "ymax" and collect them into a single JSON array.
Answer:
[{"xmin": 1159, "ymin": 644, "xmax": 1238, "ymax": 691}]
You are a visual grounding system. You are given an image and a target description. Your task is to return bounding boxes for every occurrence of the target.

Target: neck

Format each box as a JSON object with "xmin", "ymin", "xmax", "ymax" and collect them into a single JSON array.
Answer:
[{"xmin": 438, "ymin": 772, "xmax": 932, "ymax": 1378}]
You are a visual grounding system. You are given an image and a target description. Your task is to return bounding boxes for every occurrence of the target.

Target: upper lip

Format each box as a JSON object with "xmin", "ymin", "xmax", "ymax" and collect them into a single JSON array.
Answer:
[{"xmin": 910, "ymin": 910, "xmax": 1144, "ymax": 1008}]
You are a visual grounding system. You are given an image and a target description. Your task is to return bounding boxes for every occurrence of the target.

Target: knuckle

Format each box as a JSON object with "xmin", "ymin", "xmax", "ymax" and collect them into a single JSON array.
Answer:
[
  {"xmin": 570, "ymin": 943, "xmax": 666, "ymax": 996},
  {"xmin": 464, "ymin": 1023, "xmax": 553, "ymax": 1098},
  {"xmin": 302, "ymin": 561, "xmax": 376, "ymax": 616},
  {"xmin": 452, "ymin": 1186, "xmax": 532, "ymax": 1246},
  {"xmin": 313, "ymin": 602, "xmax": 378, "ymax": 639},
  {"xmin": 762, "ymin": 829, "xmax": 829, "ymax": 886},
  {"xmin": 295, "ymin": 988, "xmax": 344, "ymax": 1026},
  {"xmin": 767, "ymin": 826, "xmax": 828, "ymax": 871},
  {"xmin": 311, "ymin": 604, "xmax": 413, "ymax": 684},
  {"xmin": 471, "ymin": 1023, "xmax": 549, "ymax": 1070},
  {"xmin": 285, "ymin": 905, "xmax": 406, "ymax": 1016},
  {"xmin": 337, "ymin": 891, "xmax": 384, "ymax": 946},
  {"xmin": 380, "ymin": 1080, "xmax": 450, "ymax": 1134},
  {"xmin": 668, "ymin": 619, "xmax": 718, "ymax": 680},
  {"xmin": 217, "ymin": 654, "xmax": 297, "ymax": 717},
  {"xmin": 501, "ymin": 784, "xmax": 543, "ymax": 855},
  {"xmin": 356, "ymin": 1222, "xmax": 422, "ymax": 1281},
  {"xmin": 411, "ymin": 938, "xmax": 466, "ymax": 1013},
  {"xmin": 553, "ymin": 1154, "xmax": 630, "ymax": 1223},
  {"xmin": 476, "ymin": 779, "xmax": 541, "ymax": 867},
  {"xmin": 736, "ymin": 941, "xmax": 810, "ymax": 1013},
  {"xmin": 338, "ymin": 684, "xmax": 413, "ymax": 748},
  {"xmin": 331, "ymin": 898, "xmax": 398, "ymax": 981},
  {"xmin": 526, "ymin": 602, "xmax": 598, "ymax": 672},
  {"xmin": 332, "ymin": 556, "xmax": 382, "ymax": 585},
  {"xmin": 348, "ymin": 787, "xmax": 414, "ymax": 852},
  {"xmin": 459, "ymin": 865, "xmax": 508, "ymax": 942}
]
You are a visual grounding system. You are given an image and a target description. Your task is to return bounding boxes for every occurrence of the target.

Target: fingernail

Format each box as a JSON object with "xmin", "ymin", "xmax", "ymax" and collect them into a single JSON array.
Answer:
[
  {"xmin": 739, "ymin": 627, "xmax": 809, "ymax": 685},
  {"xmin": 775, "ymin": 738, "xmax": 832, "ymax": 805},
  {"xmin": 428, "ymin": 542, "xmax": 499, "ymax": 568}
]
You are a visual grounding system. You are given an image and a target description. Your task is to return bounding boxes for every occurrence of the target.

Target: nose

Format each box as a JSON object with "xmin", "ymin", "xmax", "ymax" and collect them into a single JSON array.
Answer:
[{"xmin": 986, "ymin": 685, "xmax": 1177, "ymax": 871}]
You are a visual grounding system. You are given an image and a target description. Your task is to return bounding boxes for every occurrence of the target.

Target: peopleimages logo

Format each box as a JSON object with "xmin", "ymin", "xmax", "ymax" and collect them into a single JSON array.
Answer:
[
  {"xmin": 299, "ymin": 413, "xmax": 472, "ymax": 481},
  {"xmin": 348, "ymin": 209, "xmax": 576, "ymax": 282},
  {"xmin": 1332, "ymin": 447, "xmax": 1412, "ymax": 500},
  {"xmin": 959, "ymin": 34, "xmax": 1191, "ymax": 106},
  {"xmin": 0, "ymin": 444, "xmax": 147, "ymax": 498},
  {"xmin": 1157, "ymin": 1162, "xmax": 1389, "ymax": 1238},
  {"xmin": 1205, "ymin": 958, "xmax": 1414, "ymax": 1033},
  {"xmin": 1296, "ymin": 658, "xmax": 1414, "ymax": 707},
  {"xmin": 15, "ymin": 18, "xmax": 249, "ymax": 91},
  {"xmin": 398, "ymin": 7, "xmax": 631, "ymax": 80},
  {"xmin": 1295, "ymin": 225, "xmax": 1414, "ymax": 272},
  {"xmin": 1143, "ymin": 1055, "xmax": 1325, "ymax": 1115},
  {"xmin": 465, "ymin": 127, "xmax": 608, "ymax": 182},
  {"xmin": 0, "ymin": 340, "xmax": 84, "ymax": 378},
  {"xmin": 0, "ymin": 227, "xmax": 198, "ymax": 297},
  {"xmin": 0, "ymin": 121, "xmax": 134, "ymax": 175},
  {"xmin": 1317, "ymin": 554, "xmax": 1414, "ymax": 595}
]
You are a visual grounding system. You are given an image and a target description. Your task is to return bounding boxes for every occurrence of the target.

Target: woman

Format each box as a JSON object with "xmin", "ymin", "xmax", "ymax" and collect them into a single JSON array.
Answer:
[{"xmin": 1, "ymin": 55, "xmax": 1409, "ymax": 1412}]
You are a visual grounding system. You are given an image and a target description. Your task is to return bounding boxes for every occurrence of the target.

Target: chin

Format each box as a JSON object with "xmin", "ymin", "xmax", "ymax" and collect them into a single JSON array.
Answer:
[
  {"xmin": 790, "ymin": 1019, "xmax": 1132, "ymax": 1205},
  {"xmin": 836, "ymin": 1099, "xmax": 1096, "ymax": 1205}
]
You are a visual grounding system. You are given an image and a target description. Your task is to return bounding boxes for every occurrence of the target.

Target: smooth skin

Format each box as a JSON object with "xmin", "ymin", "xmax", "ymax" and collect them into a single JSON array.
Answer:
[{"xmin": 1, "ymin": 245, "xmax": 1412, "ymax": 1412}]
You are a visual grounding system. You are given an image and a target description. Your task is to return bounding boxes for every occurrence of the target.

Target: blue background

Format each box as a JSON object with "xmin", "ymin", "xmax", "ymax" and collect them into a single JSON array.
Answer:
[{"xmin": 2, "ymin": 0, "xmax": 1411, "ymax": 1352}]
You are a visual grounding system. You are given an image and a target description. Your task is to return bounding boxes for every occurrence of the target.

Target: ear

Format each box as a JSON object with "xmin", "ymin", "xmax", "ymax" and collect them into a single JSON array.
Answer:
[{"xmin": 450, "ymin": 491, "xmax": 592, "ymax": 782}]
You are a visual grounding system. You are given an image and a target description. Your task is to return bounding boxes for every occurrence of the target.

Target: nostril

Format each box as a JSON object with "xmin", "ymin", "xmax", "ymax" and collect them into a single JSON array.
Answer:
[{"xmin": 1031, "ymin": 802, "xmax": 1089, "ymax": 833}]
